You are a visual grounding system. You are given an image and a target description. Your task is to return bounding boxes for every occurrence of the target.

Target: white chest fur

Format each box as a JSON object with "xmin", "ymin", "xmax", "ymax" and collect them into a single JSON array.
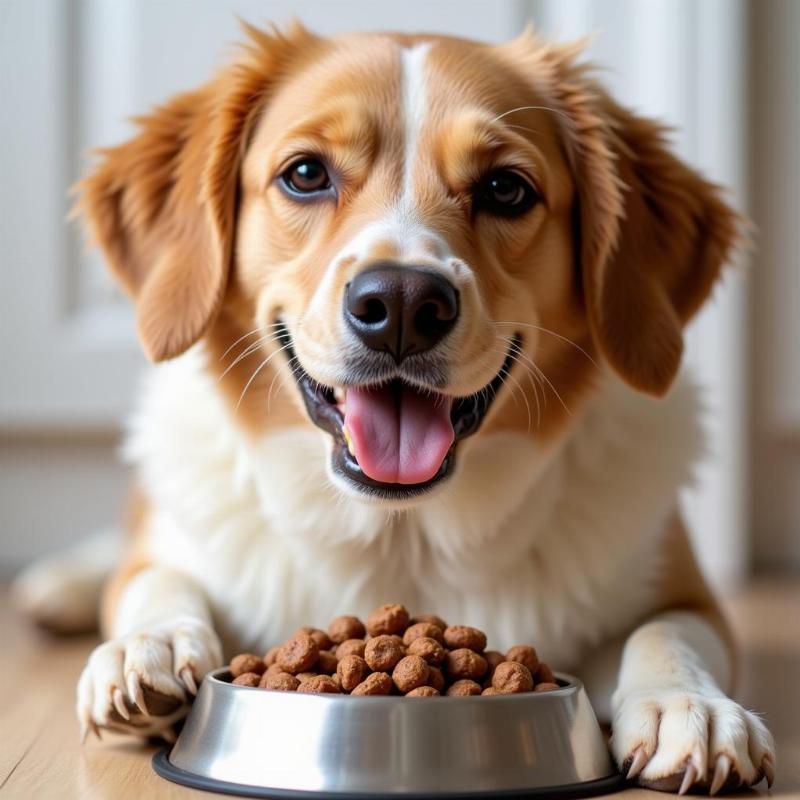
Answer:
[{"xmin": 125, "ymin": 347, "xmax": 703, "ymax": 667}]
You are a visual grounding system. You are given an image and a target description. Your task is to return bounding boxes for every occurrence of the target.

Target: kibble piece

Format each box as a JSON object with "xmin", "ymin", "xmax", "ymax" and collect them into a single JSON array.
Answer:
[
  {"xmin": 443, "ymin": 625, "xmax": 487, "ymax": 652},
  {"xmin": 505, "ymin": 645, "xmax": 540, "ymax": 674},
  {"xmin": 230, "ymin": 653, "xmax": 266, "ymax": 678},
  {"xmin": 364, "ymin": 634, "xmax": 405, "ymax": 672},
  {"xmin": 402, "ymin": 622, "xmax": 444, "ymax": 646},
  {"xmin": 316, "ymin": 650, "xmax": 339, "ymax": 675},
  {"xmin": 336, "ymin": 639, "xmax": 367, "ymax": 660},
  {"xmin": 534, "ymin": 662, "xmax": 556, "ymax": 684},
  {"xmin": 295, "ymin": 672, "xmax": 318, "ymax": 682},
  {"xmin": 260, "ymin": 671, "xmax": 300, "ymax": 691},
  {"xmin": 392, "ymin": 655, "xmax": 430, "ymax": 694},
  {"xmin": 337, "ymin": 655, "xmax": 369, "ymax": 692},
  {"xmin": 351, "ymin": 672, "xmax": 393, "ymax": 696},
  {"xmin": 366, "ymin": 603, "xmax": 410, "ymax": 637},
  {"xmin": 296, "ymin": 626, "xmax": 332, "ymax": 652},
  {"xmin": 263, "ymin": 646, "xmax": 280, "ymax": 667},
  {"xmin": 407, "ymin": 636, "xmax": 446, "ymax": 665},
  {"xmin": 491, "ymin": 661, "xmax": 534, "ymax": 694},
  {"xmin": 406, "ymin": 686, "xmax": 439, "ymax": 697},
  {"xmin": 534, "ymin": 682, "xmax": 560, "ymax": 692},
  {"xmin": 232, "ymin": 672, "xmax": 261, "ymax": 687},
  {"xmin": 277, "ymin": 633, "xmax": 319, "ymax": 674},
  {"xmin": 447, "ymin": 679, "xmax": 482, "ymax": 696},
  {"xmin": 410, "ymin": 613, "xmax": 448, "ymax": 630},
  {"xmin": 266, "ymin": 662, "xmax": 286, "ymax": 678},
  {"xmin": 483, "ymin": 650, "xmax": 505, "ymax": 680},
  {"xmin": 482, "ymin": 687, "xmax": 501, "ymax": 696},
  {"xmin": 328, "ymin": 615, "xmax": 366, "ymax": 644},
  {"xmin": 298, "ymin": 675, "xmax": 340, "ymax": 694},
  {"xmin": 427, "ymin": 666, "xmax": 445, "ymax": 693},
  {"xmin": 446, "ymin": 648, "xmax": 488, "ymax": 681}
]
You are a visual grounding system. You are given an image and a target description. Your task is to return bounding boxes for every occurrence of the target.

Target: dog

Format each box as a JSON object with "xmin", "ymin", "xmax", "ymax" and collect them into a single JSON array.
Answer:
[{"xmin": 13, "ymin": 22, "xmax": 775, "ymax": 793}]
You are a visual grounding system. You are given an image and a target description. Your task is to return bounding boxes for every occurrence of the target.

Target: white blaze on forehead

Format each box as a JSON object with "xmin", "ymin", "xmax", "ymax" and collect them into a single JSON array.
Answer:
[{"xmin": 400, "ymin": 42, "xmax": 431, "ymax": 207}]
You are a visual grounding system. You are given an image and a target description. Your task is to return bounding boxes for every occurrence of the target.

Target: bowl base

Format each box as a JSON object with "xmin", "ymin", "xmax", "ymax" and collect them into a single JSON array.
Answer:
[{"xmin": 153, "ymin": 749, "xmax": 624, "ymax": 800}]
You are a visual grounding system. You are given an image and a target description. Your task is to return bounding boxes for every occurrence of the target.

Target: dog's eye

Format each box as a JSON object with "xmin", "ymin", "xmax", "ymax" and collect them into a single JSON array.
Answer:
[
  {"xmin": 475, "ymin": 170, "xmax": 539, "ymax": 217},
  {"xmin": 281, "ymin": 158, "xmax": 331, "ymax": 195}
]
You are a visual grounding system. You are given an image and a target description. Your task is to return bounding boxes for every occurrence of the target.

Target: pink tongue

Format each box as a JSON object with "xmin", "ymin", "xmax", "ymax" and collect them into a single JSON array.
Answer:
[{"xmin": 344, "ymin": 384, "xmax": 454, "ymax": 485}]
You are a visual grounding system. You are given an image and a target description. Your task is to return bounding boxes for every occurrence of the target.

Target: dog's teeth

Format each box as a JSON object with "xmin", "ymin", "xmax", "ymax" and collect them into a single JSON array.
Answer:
[
  {"xmin": 333, "ymin": 388, "xmax": 345, "ymax": 403},
  {"xmin": 343, "ymin": 424, "xmax": 355, "ymax": 457}
]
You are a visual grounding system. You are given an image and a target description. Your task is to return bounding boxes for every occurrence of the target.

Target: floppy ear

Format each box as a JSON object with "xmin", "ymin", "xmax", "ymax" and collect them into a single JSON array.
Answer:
[
  {"xmin": 545, "ymin": 49, "xmax": 742, "ymax": 395},
  {"xmin": 77, "ymin": 22, "xmax": 310, "ymax": 361}
]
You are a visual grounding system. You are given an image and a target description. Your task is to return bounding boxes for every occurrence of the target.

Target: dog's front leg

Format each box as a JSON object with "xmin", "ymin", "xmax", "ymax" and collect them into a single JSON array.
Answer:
[
  {"xmin": 610, "ymin": 610, "xmax": 775, "ymax": 794},
  {"xmin": 76, "ymin": 566, "xmax": 223, "ymax": 741}
]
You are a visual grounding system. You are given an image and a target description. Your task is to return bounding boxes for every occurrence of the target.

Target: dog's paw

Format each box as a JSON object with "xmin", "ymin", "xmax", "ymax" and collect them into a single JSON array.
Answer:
[
  {"xmin": 611, "ymin": 689, "xmax": 775, "ymax": 795},
  {"xmin": 76, "ymin": 617, "xmax": 223, "ymax": 741}
]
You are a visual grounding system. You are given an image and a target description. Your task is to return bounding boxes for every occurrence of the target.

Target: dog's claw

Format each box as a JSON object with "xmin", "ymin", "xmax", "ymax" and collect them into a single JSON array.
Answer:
[
  {"xmin": 179, "ymin": 667, "xmax": 198, "ymax": 696},
  {"xmin": 91, "ymin": 719, "xmax": 102, "ymax": 741},
  {"xmin": 710, "ymin": 754, "xmax": 731, "ymax": 796},
  {"xmin": 763, "ymin": 755, "xmax": 775, "ymax": 788},
  {"xmin": 112, "ymin": 687, "xmax": 130, "ymax": 721},
  {"xmin": 678, "ymin": 763, "xmax": 698, "ymax": 796},
  {"xmin": 626, "ymin": 748, "xmax": 649, "ymax": 781},
  {"xmin": 126, "ymin": 672, "xmax": 149, "ymax": 717}
]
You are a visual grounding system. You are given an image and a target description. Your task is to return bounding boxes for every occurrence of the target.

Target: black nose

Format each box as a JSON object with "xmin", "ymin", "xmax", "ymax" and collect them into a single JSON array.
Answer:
[{"xmin": 344, "ymin": 264, "xmax": 459, "ymax": 362}]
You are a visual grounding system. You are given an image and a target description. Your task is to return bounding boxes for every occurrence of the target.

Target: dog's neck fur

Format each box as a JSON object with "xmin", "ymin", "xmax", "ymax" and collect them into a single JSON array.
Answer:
[{"xmin": 125, "ymin": 345, "xmax": 703, "ymax": 666}]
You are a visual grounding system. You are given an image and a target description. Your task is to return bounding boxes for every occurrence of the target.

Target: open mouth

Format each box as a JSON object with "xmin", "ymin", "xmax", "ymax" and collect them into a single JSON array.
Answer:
[{"xmin": 276, "ymin": 323, "xmax": 521, "ymax": 499}]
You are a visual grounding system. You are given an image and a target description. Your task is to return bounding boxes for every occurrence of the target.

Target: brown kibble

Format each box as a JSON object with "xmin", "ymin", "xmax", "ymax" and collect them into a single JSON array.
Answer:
[
  {"xmin": 296, "ymin": 626, "xmax": 332, "ymax": 652},
  {"xmin": 410, "ymin": 613, "xmax": 448, "ymax": 630},
  {"xmin": 230, "ymin": 653, "xmax": 266, "ymax": 678},
  {"xmin": 392, "ymin": 655, "xmax": 430, "ymax": 693},
  {"xmin": 446, "ymin": 679, "xmax": 482, "ymax": 696},
  {"xmin": 443, "ymin": 625, "xmax": 487, "ymax": 652},
  {"xmin": 336, "ymin": 639, "xmax": 367, "ymax": 660},
  {"xmin": 505, "ymin": 645, "xmax": 540, "ymax": 674},
  {"xmin": 351, "ymin": 672, "xmax": 393, "ymax": 696},
  {"xmin": 482, "ymin": 687, "xmax": 501, "ymax": 696},
  {"xmin": 406, "ymin": 685, "xmax": 439, "ymax": 697},
  {"xmin": 427, "ymin": 666, "xmax": 445, "ymax": 692},
  {"xmin": 263, "ymin": 646, "xmax": 280, "ymax": 667},
  {"xmin": 277, "ymin": 633, "xmax": 319, "ymax": 674},
  {"xmin": 266, "ymin": 662, "xmax": 286, "ymax": 678},
  {"xmin": 298, "ymin": 675, "xmax": 340, "ymax": 694},
  {"xmin": 534, "ymin": 682, "xmax": 560, "ymax": 692},
  {"xmin": 316, "ymin": 650, "xmax": 339, "ymax": 675},
  {"xmin": 364, "ymin": 634, "xmax": 405, "ymax": 672},
  {"xmin": 337, "ymin": 655, "xmax": 369, "ymax": 692},
  {"xmin": 232, "ymin": 672, "xmax": 261, "ymax": 687},
  {"xmin": 491, "ymin": 661, "xmax": 534, "ymax": 694},
  {"xmin": 483, "ymin": 651, "xmax": 505, "ymax": 679},
  {"xmin": 366, "ymin": 603, "xmax": 410, "ymax": 637},
  {"xmin": 446, "ymin": 648, "xmax": 488, "ymax": 681},
  {"xmin": 260, "ymin": 670, "xmax": 300, "ymax": 691},
  {"xmin": 295, "ymin": 672, "xmax": 317, "ymax": 682},
  {"xmin": 328, "ymin": 615, "xmax": 366, "ymax": 644},
  {"xmin": 407, "ymin": 636, "xmax": 446, "ymax": 665},
  {"xmin": 402, "ymin": 622, "xmax": 444, "ymax": 646},
  {"xmin": 534, "ymin": 662, "xmax": 556, "ymax": 684}
]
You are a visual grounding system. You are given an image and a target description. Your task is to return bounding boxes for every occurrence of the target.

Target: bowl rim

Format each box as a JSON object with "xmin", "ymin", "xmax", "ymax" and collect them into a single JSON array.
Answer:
[{"xmin": 208, "ymin": 666, "xmax": 580, "ymax": 701}]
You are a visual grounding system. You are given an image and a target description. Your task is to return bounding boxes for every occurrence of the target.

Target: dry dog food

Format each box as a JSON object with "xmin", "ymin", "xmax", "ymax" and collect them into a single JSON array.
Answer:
[{"xmin": 224, "ymin": 604, "xmax": 559, "ymax": 697}]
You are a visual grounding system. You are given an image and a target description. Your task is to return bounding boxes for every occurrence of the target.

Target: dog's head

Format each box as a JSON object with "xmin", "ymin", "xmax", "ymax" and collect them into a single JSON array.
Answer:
[{"xmin": 79, "ymin": 23, "xmax": 739, "ymax": 504}]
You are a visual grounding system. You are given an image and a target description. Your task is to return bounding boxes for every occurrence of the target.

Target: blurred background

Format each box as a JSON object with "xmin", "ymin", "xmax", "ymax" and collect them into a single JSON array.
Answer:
[{"xmin": 1, "ymin": 0, "xmax": 798, "ymax": 591}]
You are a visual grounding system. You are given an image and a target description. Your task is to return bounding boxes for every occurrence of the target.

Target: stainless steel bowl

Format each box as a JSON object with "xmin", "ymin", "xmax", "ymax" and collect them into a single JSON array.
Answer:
[{"xmin": 153, "ymin": 667, "xmax": 622, "ymax": 798}]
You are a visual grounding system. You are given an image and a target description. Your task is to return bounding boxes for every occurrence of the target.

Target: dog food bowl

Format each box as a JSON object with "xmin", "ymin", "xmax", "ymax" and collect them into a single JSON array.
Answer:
[{"xmin": 153, "ymin": 667, "xmax": 623, "ymax": 798}]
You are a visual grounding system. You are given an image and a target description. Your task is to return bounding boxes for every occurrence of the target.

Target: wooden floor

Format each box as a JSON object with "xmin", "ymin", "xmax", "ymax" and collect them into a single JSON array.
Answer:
[{"xmin": 1, "ymin": 577, "xmax": 798, "ymax": 799}]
